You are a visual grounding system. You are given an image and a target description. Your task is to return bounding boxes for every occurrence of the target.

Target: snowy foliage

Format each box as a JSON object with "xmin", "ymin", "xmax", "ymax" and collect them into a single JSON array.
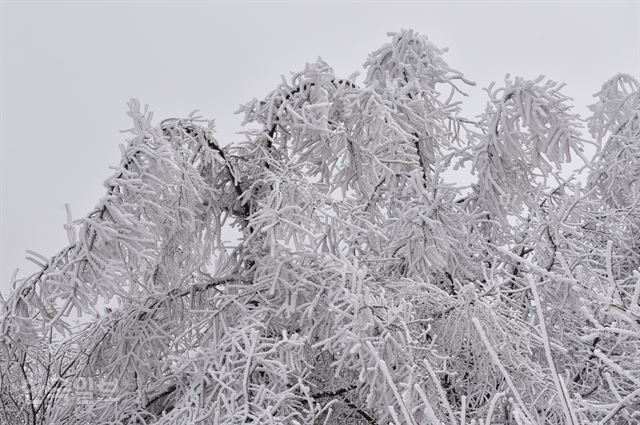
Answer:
[{"xmin": 1, "ymin": 30, "xmax": 639, "ymax": 424}]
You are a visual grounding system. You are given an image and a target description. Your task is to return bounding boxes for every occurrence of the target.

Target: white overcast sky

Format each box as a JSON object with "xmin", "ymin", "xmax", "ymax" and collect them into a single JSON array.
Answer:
[{"xmin": 1, "ymin": 1, "xmax": 639, "ymax": 295}]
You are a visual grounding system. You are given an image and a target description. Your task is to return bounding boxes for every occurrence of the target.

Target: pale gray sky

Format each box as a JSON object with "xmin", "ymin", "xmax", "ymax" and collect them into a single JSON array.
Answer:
[{"xmin": 1, "ymin": 1, "xmax": 639, "ymax": 295}]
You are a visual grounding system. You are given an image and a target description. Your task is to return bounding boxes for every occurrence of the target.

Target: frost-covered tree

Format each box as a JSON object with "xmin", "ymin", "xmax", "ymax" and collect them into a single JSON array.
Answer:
[{"xmin": 1, "ymin": 30, "xmax": 639, "ymax": 425}]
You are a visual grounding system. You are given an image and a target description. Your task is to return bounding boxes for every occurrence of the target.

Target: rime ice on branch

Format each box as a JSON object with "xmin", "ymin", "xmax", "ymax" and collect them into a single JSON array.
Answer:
[{"xmin": 1, "ymin": 30, "xmax": 639, "ymax": 425}]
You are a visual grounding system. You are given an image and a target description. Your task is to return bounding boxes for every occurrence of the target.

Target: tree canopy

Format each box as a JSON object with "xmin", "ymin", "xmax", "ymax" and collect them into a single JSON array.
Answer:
[{"xmin": 1, "ymin": 30, "xmax": 639, "ymax": 424}]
